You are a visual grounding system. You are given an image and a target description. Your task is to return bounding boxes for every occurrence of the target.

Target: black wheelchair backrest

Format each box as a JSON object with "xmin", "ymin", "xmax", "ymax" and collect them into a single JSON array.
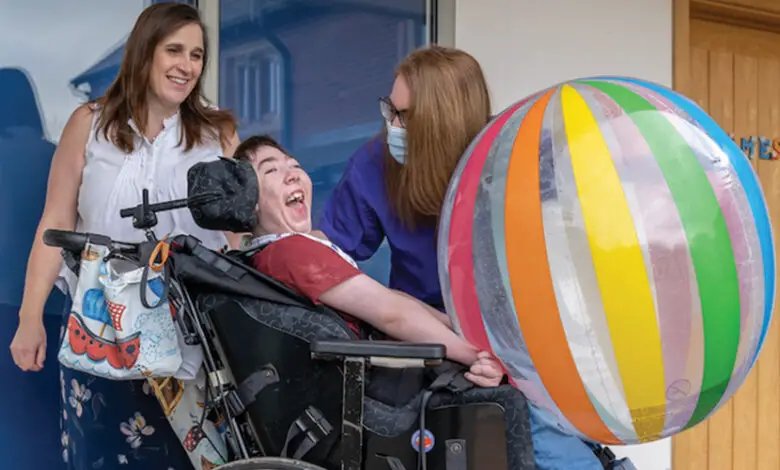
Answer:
[{"xmin": 170, "ymin": 234, "xmax": 314, "ymax": 309}]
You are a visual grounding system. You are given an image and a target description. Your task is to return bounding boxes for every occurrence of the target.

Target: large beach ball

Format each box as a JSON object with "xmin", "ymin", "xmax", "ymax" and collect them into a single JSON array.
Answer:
[{"xmin": 437, "ymin": 77, "xmax": 776, "ymax": 445}]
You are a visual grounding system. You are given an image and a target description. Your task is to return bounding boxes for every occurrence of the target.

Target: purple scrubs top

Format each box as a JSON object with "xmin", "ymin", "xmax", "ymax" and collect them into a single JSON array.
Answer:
[{"xmin": 318, "ymin": 136, "xmax": 443, "ymax": 309}]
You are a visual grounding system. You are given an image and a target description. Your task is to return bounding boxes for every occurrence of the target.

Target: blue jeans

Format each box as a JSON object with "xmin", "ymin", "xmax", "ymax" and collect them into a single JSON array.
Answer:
[{"xmin": 528, "ymin": 402, "xmax": 604, "ymax": 470}]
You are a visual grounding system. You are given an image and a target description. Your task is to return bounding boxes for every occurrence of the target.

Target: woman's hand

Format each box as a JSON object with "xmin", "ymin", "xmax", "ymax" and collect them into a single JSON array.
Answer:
[
  {"xmin": 10, "ymin": 315, "xmax": 47, "ymax": 372},
  {"xmin": 464, "ymin": 351, "xmax": 504, "ymax": 388}
]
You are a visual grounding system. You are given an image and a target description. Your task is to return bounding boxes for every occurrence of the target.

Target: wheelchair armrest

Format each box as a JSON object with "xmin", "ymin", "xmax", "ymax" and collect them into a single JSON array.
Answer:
[{"xmin": 311, "ymin": 339, "xmax": 445, "ymax": 368}]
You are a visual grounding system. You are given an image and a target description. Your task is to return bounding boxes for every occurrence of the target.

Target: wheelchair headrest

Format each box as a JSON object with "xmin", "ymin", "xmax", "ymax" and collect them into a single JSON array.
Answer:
[{"xmin": 187, "ymin": 157, "xmax": 259, "ymax": 233}]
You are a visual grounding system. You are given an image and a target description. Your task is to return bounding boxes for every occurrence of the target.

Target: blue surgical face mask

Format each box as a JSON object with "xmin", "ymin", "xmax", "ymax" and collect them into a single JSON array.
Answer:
[{"xmin": 386, "ymin": 121, "xmax": 407, "ymax": 164}]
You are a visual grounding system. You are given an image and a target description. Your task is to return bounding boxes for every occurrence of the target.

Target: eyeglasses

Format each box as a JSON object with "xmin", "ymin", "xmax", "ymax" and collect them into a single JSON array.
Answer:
[{"xmin": 379, "ymin": 96, "xmax": 406, "ymax": 128}]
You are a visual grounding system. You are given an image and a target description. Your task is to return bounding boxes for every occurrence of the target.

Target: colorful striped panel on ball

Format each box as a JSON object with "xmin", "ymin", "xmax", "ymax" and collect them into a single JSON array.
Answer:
[
  {"xmin": 599, "ymin": 77, "xmax": 775, "ymax": 363},
  {"xmin": 440, "ymin": 77, "xmax": 774, "ymax": 445},
  {"xmin": 440, "ymin": 98, "xmax": 529, "ymax": 353}
]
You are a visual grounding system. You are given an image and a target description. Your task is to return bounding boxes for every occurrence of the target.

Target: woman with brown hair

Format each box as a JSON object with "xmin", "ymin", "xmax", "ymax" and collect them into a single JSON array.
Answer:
[
  {"xmin": 319, "ymin": 46, "xmax": 629, "ymax": 470},
  {"xmin": 9, "ymin": 3, "xmax": 237, "ymax": 468}
]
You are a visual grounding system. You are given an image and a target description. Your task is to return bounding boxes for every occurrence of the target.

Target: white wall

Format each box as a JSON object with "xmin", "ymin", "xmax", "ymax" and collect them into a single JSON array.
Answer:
[
  {"xmin": 452, "ymin": 0, "xmax": 673, "ymax": 111},
  {"xmin": 449, "ymin": 0, "xmax": 673, "ymax": 469}
]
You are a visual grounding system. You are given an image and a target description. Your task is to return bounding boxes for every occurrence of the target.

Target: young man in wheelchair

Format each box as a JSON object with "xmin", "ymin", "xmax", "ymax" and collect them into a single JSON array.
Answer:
[
  {"xmin": 229, "ymin": 135, "xmax": 635, "ymax": 470},
  {"xmin": 233, "ymin": 135, "xmax": 502, "ymax": 389}
]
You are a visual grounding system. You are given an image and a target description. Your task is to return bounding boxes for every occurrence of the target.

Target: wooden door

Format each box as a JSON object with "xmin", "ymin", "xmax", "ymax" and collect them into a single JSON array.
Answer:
[{"xmin": 672, "ymin": 1, "xmax": 780, "ymax": 469}]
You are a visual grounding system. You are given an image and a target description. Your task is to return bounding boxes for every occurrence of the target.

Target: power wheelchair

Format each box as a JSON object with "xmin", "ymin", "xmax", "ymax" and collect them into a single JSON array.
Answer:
[{"xmin": 44, "ymin": 158, "xmax": 629, "ymax": 470}]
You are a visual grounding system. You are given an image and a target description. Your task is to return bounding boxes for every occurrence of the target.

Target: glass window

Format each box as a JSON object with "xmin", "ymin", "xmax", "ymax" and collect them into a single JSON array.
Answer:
[
  {"xmin": 218, "ymin": 0, "xmax": 429, "ymax": 283},
  {"xmin": 0, "ymin": 0, "xmax": 192, "ymax": 309},
  {"xmin": 0, "ymin": 1, "xmax": 194, "ymax": 466}
]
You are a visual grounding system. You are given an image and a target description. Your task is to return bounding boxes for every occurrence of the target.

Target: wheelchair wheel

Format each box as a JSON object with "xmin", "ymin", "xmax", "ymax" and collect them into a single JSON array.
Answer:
[{"xmin": 217, "ymin": 457, "xmax": 327, "ymax": 470}]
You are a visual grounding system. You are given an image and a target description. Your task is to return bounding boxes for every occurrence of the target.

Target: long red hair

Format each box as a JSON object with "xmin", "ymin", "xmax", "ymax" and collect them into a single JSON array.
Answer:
[{"xmin": 384, "ymin": 46, "xmax": 491, "ymax": 228}]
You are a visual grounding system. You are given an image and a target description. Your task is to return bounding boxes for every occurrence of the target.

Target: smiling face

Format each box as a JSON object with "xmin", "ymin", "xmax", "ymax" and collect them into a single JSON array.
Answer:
[
  {"xmin": 249, "ymin": 145, "xmax": 313, "ymax": 235},
  {"xmin": 147, "ymin": 22, "xmax": 204, "ymax": 111}
]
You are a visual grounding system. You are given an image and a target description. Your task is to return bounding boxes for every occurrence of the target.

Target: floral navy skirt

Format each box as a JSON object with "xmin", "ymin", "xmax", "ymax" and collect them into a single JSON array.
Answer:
[{"xmin": 58, "ymin": 296, "xmax": 192, "ymax": 470}]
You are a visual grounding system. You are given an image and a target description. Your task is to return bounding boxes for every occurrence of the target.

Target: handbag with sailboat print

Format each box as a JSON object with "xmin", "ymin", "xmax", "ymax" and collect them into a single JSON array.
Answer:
[{"xmin": 58, "ymin": 241, "xmax": 183, "ymax": 380}]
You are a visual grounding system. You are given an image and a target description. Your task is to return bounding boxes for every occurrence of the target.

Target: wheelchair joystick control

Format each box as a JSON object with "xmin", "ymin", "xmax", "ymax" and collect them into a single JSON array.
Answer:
[{"xmin": 130, "ymin": 189, "xmax": 158, "ymax": 231}]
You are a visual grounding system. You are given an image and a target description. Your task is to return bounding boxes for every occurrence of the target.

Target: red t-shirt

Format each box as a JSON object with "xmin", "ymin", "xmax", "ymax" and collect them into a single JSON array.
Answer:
[{"xmin": 250, "ymin": 234, "xmax": 364, "ymax": 335}]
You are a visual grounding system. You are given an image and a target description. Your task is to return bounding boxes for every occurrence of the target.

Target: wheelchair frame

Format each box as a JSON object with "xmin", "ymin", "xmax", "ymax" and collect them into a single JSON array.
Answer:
[{"xmin": 45, "ymin": 190, "xmax": 465, "ymax": 470}]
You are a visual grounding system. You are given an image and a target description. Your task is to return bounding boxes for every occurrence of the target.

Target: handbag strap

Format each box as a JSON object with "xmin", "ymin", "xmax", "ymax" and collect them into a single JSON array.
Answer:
[
  {"xmin": 139, "ymin": 238, "xmax": 172, "ymax": 309},
  {"xmin": 149, "ymin": 238, "xmax": 170, "ymax": 271}
]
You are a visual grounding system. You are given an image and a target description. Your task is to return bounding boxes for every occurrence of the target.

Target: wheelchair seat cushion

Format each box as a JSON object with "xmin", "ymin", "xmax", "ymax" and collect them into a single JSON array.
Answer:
[
  {"xmin": 199, "ymin": 293, "xmax": 535, "ymax": 469},
  {"xmin": 199, "ymin": 294, "xmax": 484, "ymax": 433}
]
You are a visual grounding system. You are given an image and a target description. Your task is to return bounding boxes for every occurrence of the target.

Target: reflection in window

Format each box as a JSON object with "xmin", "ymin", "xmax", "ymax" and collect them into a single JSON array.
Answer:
[
  {"xmin": 1, "ymin": 0, "xmax": 204, "ymax": 311},
  {"xmin": 219, "ymin": 0, "xmax": 428, "ymax": 284},
  {"xmin": 0, "ymin": 1, "xmax": 193, "ymax": 467},
  {"xmin": 221, "ymin": 46, "xmax": 284, "ymax": 140}
]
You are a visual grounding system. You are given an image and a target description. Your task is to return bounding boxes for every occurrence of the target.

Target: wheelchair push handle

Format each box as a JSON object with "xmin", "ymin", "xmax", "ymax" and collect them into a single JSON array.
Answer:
[
  {"xmin": 42, "ymin": 229, "xmax": 138, "ymax": 255},
  {"xmin": 43, "ymin": 189, "xmax": 224, "ymax": 253}
]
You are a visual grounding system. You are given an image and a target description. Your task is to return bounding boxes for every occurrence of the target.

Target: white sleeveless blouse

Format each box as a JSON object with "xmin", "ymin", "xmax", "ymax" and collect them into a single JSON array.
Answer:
[{"xmin": 58, "ymin": 108, "xmax": 228, "ymax": 293}]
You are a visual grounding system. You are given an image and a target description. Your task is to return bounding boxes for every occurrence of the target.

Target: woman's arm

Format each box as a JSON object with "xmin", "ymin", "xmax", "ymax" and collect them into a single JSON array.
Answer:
[
  {"xmin": 318, "ymin": 141, "xmax": 386, "ymax": 260},
  {"xmin": 19, "ymin": 105, "xmax": 91, "ymax": 320},
  {"xmin": 319, "ymin": 274, "xmax": 479, "ymax": 366},
  {"xmin": 221, "ymin": 128, "xmax": 241, "ymax": 158}
]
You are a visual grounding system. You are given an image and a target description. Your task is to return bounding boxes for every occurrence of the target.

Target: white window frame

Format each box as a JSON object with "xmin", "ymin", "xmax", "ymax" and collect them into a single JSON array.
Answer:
[
  {"xmin": 199, "ymin": 0, "xmax": 220, "ymax": 103},
  {"xmin": 433, "ymin": 0, "xmax": 456, "ymax": 46},
  {"xmin": 219, "ymin": 41, "xmax": 284, "ymax": 135},
  {"xmin": 198, "ymin": 0, "xmax": 448, "ymax": 105}
]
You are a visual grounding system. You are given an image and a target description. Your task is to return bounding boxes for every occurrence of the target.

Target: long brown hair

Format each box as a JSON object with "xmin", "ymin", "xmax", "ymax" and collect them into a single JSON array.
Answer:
[
  {"xmin": 384, "ymin": 45, "xmax": 491, "ymax": 228},
  {"xmin": 93, "ymin": 2, "xmax": 236, "ymax": 154}
]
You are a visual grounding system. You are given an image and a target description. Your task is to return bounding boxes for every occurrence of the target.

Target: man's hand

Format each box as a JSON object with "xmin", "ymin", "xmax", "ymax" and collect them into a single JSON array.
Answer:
[{"xmin": 464, "ymin": 351, "xmax": 504, "ymax": 388}]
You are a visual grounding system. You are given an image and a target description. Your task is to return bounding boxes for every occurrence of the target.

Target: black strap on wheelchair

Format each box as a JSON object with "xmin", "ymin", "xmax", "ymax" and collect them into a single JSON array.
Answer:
[
  {"xmin": 236, "ymin": 365, "xmax": 280, "ymax": 408},
  {"xmin": 62, "ymin": 249, "xmax": 81, "ymax": 276},
  {"xmin": 192, "ymin": 242, "xmax": 248, "ymax": 281},
  {"xmin": 280, "ymin": 406, "xmax": 333, "ymax": 461},
  {"xmin": 431, "ymin": 366, "xmax": 474, "ymax": 394},
  {"xmin": 588, "ymin": 442, "xmax": 619, "ymax": 469},
  {"xmin": 378, "ymin": 455, "xmax": 408, "ymax": 470}
]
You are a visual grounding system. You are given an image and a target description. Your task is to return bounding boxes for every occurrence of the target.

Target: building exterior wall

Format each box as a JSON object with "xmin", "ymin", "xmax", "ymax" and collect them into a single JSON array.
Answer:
[
  {"xmin": 449, "ymin": 1, "xmax": 673, "ymax": 469},
  {"xmin": 452, "ymin": 0, "xmax": 673, "ymax": 110}
]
